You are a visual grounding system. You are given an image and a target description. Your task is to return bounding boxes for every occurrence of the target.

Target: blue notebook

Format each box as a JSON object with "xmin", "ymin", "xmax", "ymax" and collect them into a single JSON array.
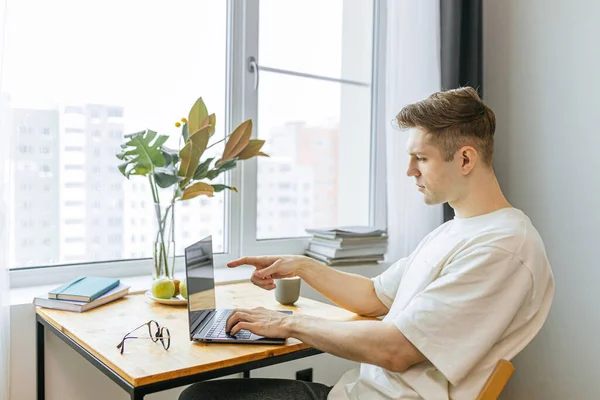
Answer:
[{"xmin": 48, "ymin": 276, "xmax": 120, "ymax": 302}]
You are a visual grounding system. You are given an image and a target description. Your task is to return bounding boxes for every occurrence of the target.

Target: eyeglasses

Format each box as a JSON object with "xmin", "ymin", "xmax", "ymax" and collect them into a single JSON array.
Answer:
[{"xmin": 116, "ymin": 320, "xmax": 171, "ymax": 354}]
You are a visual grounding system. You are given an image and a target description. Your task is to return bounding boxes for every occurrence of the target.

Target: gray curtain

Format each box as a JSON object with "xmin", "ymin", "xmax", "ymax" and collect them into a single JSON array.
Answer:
[{"xmin": 440, "ymin": 0, "xmax": 483, "ymax": 222}]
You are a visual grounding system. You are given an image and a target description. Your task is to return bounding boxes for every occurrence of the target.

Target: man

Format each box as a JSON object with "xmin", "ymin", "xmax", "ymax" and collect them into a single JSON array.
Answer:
[{"xmin": 180, "ymin": 87, "xmax": 554, "ymax": 400}]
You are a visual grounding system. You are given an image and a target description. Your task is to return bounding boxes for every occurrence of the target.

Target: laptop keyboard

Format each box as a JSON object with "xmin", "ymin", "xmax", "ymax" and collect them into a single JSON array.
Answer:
[{"xmin": 206, "ymin": 310, "xmax": 252, "ymax": 340}]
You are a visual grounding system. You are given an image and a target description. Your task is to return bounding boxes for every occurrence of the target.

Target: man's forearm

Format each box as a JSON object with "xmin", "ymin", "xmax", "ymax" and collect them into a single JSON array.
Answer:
[
  {"xmin": 297, "ymin": 259, "xmax": 388, "ymax": 317},
  {"xmin": 285, "ymin": 315, "xmax": 420, "ymax": 373}
]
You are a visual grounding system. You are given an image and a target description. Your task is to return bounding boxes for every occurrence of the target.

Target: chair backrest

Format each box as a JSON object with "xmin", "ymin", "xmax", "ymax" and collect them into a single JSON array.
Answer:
[{"xmin": 475, "ymin": 359, "xmax": 515, "ymax": 400}]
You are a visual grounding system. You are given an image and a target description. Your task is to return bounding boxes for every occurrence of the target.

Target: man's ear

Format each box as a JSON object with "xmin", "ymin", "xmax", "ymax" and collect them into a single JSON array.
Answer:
[{"xmin": 459, "ymin": 146, "xmax": 478, "ymax": 175}]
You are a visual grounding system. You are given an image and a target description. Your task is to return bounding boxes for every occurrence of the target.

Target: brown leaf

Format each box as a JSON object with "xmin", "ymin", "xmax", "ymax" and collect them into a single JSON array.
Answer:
[
  {"xmin": 203, "ymin": 113, "xmax": 216, "ymax": 137},
  {"xmin": 257, "ymin": 151, "xmax": 269, "ymax": 157},
  {"xmin": 218, "ymin": 119, "xmax": 252, "ymax": 166},
  {"xmin": 181, "ymin": 182, "xmax": 215, "ymax": 200},
  {"xmin": 178, "ymin": 143, "xmax": 194, "ymax": 181},
  {"xmin": 178, "ymin": 126, "xmax": 211, "ymax": 186},
  {"xmin": 189, "ymin": 125, "xmax": 211, "ymax": 155},
  {"xmin": 236, "ymin": 139, "xmax": 265, "ymax": 160}
]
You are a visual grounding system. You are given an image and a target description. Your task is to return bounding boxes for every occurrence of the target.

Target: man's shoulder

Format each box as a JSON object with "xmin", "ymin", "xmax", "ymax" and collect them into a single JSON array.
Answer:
[{"xmin": 450, "ymin": 208, "xmax": 546, "ymax": 259}]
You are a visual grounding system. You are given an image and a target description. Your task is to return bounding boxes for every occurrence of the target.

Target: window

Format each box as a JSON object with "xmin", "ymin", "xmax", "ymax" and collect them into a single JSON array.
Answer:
[
  {"xmin": 240, "ymin": 0, "xmax": 384, "ymax": 253},
  {"xmin": 107, "ymin": 107, "xmax": 123, "ymax": 117},
  {"xmin": 64, "ymin": 106, "xmax": 83, "ymax": 114},
  {"xmin": 5, "ymin": 0, "xmax": 385, "ymax": 276}
]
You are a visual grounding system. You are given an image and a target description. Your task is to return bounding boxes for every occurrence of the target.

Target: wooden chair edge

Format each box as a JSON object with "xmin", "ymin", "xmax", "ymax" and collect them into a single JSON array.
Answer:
[{"xmin": 475, "ymin": 359, "xmax": 515, "ymax": 400}]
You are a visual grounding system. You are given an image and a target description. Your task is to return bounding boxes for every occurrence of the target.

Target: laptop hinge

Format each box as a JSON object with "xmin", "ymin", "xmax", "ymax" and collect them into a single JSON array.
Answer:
[{"xmin": 191, "ymin": 310, "xmax": 214, "ymax": 337}]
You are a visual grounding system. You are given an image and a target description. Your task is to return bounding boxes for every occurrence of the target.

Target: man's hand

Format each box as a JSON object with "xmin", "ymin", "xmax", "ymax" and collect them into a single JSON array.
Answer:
[
  {"xmin": 227, "ymin": 255, "xmax": 310, "ymax": 291},
  {"xmin": 225, "ymin": 307, "xmax": 293, "ymax": 338}
]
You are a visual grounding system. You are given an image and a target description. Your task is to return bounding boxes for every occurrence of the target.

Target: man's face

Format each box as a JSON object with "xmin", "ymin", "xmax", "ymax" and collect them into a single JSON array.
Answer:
[{"xmin": 405, "ymin": 128, "xmax": 461, "ymax": 205}]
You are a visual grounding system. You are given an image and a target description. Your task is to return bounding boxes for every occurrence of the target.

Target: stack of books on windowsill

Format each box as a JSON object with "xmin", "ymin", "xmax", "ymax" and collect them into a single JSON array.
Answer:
[
  {"xmin": 304, "ymin": 226, "xmax": 388, "ymax": 266},
  {"xmin": 34, "ymin": 276, "xmax": 130, "ymax": 312}
]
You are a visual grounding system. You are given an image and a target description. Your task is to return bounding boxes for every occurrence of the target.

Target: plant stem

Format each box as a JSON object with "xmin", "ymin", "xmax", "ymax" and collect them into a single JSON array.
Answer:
[
  {"xmin": 149, "ymin": 173, "xmax": 164, "ymax": 278},
  {"xmin": 206, "ymin": 132, "xmax": 232, "ymax": 151}
]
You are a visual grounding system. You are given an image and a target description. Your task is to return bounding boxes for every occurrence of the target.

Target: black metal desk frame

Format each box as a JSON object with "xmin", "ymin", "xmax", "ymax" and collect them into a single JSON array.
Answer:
[{"xmin": 36, "ymin": 315, "xmax": 321, "ymax": 400}]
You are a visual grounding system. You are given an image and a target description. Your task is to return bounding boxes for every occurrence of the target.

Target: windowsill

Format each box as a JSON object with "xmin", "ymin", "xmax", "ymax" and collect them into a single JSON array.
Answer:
[
  {"xmin": 9, "ymin": 261, "xmax": 392, "ymax": 307},
  {"xmin": 9, "ymin": 265, "xmax": 255, "ymax": 307}
]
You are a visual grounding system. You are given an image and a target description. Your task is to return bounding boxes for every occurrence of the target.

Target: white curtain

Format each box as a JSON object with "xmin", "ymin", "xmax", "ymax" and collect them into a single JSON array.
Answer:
[
  {"xmin": 385, "ymin": 0, "xmax": 444, "ymax": 261},
  {"xmin": 0, "ymin": 0, "xmax": 10, "ymax": 398}
]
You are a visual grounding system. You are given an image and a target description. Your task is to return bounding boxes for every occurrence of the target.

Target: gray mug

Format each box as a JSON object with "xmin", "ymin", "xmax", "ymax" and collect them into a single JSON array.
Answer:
[{"xmin": 274, "ymin": 277, "xmax": 301, "ymax": 305}]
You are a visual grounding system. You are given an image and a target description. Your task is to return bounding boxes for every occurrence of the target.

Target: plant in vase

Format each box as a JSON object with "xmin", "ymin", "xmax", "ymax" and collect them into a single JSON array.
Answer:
[{"xmin": 116, "ymin": 97, "xmax": 267, "ymax": 299}]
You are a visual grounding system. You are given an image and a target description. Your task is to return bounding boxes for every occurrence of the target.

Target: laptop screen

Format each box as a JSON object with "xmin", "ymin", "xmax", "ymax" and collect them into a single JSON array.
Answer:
[{"xmin": 184, "ymin": 235, "xmax": 216, "ymax": 339}]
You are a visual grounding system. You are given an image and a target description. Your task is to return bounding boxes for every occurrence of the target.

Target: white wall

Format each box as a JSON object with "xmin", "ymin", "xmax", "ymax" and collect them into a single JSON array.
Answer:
[
  {"xmin": 484, "ymin": 1, "xmax": 600, "ymax": 398},
  {"xmin": 9, "ymin": 264, "xmax": 386, "ymax": 400}
]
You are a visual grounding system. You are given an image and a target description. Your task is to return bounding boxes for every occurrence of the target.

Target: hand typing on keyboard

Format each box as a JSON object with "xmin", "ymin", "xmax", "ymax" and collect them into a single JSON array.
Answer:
[
  {"xmin": 207, "ymin": 310, "xmax": 254, "ymax": 340},
  {"xmin": 225, "ymin": 306, "xmax": 294, "ymax": 339}
]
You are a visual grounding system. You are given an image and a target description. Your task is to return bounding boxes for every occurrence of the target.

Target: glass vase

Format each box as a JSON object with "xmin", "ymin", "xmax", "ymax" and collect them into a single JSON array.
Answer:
[{"xmin": 153, "ymin": 200, "xmax": 175, "ymax": 281}]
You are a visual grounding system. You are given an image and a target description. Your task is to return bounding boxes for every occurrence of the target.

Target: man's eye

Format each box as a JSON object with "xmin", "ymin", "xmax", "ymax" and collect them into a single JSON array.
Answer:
[{"xmin": 415, "ymin": 157, "xmax": 425, "ymax": 162}]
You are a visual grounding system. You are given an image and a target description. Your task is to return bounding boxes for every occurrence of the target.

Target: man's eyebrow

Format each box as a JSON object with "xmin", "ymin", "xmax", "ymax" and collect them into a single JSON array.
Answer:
[{"xmin": 408, "ymin": 150, "xmax": 427, "ymax": 156}]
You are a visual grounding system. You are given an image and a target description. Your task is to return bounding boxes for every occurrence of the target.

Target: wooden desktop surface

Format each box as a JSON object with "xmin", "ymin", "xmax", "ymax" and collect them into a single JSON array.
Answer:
[{"xmin": 36, "ymin": 282, "xmax": 370, "ymax": 387}]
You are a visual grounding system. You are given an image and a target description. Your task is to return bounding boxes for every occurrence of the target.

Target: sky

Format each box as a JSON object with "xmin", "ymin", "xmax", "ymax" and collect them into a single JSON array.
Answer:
[{"xmin": 1, "ymin": 0, "xmax": 367, "ymax": 142}]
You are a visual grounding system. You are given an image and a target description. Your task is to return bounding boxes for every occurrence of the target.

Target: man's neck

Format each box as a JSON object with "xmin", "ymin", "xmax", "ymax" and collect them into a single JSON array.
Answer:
[{"xmin": 450, "ymin": 173, "xmax": 512, "ymax": 219}]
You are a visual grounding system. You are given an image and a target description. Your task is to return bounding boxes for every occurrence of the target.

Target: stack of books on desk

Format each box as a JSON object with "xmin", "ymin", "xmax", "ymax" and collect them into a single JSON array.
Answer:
[
  {"xmin": 305, "ymin": 226, "xmax": 388, "ymax": 266},
  {"xmin": 34, "ymin": 276, "xmax": 130, "ymax": 312}
]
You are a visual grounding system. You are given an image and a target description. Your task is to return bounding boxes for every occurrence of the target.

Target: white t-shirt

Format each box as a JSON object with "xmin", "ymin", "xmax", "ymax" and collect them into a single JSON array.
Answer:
[{"xmin": 328, "ymin": 208, "xmax": 554, "ymax": 400}]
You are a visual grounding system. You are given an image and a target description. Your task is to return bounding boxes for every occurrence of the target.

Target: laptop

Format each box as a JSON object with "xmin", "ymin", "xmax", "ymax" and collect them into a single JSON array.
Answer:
[{"xmin": 184, "ymin": 235, "xmax": 288, "ymax": 344}]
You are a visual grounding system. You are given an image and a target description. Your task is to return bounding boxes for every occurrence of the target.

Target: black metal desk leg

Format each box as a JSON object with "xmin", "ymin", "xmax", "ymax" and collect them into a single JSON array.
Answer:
[
  {"xmin": 243, "ymin": 370, "xmax": 250, "ymax": 379},
  {"xmin": 131, "ymin": 389, "xmax": 144, "ymax": 400},
  {"xmin": 37, "ymin": 320, "xmax": 45, "ymax": 400}
]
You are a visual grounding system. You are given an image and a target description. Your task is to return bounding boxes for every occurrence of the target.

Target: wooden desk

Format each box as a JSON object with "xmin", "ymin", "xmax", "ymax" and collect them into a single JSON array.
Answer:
[{"xmin": 36, "ymin": 282, "xmax": 367, "ymax": 400}]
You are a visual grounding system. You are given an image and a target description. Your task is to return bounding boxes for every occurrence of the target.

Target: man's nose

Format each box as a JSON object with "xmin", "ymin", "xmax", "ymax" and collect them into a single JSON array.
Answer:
[{"xmin": 407, "ymin": 164, "xmax": 420, "ymax": 177}]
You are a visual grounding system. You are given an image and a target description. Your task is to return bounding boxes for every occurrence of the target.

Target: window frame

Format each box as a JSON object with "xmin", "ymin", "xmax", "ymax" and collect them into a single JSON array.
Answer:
[
  {"xmin": 237, "ymin": 0, "xmax": 387, "ymax": 256},
  {"xmin": 8, "ymin": 0, "xmax": 388, "ymax": 289}
]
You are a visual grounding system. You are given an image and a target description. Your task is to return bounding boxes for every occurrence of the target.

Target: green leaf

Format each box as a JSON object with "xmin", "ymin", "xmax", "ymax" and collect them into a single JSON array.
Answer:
[
  {"xmin": 207, "ymin": 158, "xmax": 237, "ymax": 180},
  {"xmin": 130, "ymin": 166, "xmax": 150, "ymax": 176},
  {"xmin": 211, "ymin": 184, "xmax": 238, "ymax": 193},
  {"xmin": 117, "ymin": 129, "xmax": 169, "ymax": 178},
  {"xmin": 162, "ymin": 146, "xmax": 179, "ymax": 167},
  {"xmin": 154, "ymin": 167, "xmax": 182, "ymax": 188},
  {"xmin": 193, "ymin": 157, "xmax": 214, "ymax": 180},
  {"xmin": 188, "ymin": 98, "xmax": 209, "ymax": 136},
  {"xmin": 118, "ymin": 162, "xmax": 129, "ymax": 177},
  {"xmin": 182, "ymin": 123, "xmax": 189, "ymax": 143}
]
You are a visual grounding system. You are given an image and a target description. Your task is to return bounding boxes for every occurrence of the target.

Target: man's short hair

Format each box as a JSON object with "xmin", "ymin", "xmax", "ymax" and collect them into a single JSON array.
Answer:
[{"xmin": 395, "ymin": 87, "xmax": 496, "ymax": 168}]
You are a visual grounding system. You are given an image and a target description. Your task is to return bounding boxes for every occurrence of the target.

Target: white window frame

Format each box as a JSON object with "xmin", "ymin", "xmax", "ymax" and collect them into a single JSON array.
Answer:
[
  {"xmin": 236, "ymin": 0, "xmax": 387, "ymax": 257},
  {"xmin": 8, "ymin": 0, "xmax": 388, "ymax": 288}
]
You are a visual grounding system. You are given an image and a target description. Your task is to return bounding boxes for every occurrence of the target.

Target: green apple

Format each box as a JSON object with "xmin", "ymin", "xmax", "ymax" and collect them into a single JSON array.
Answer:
[
  {"xmin": 152, "ymin": 278, "xmax": 175, "ymax": 299},
  {"xmin": 180, "ymin": 280, "xmax": 188, "ymax": 299}
]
